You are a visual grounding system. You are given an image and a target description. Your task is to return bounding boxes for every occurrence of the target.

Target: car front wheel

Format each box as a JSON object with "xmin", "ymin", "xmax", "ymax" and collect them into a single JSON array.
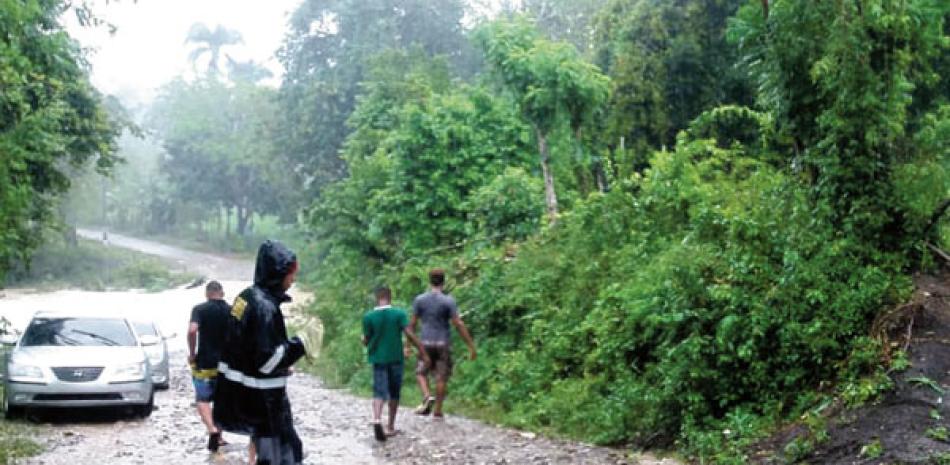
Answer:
[
  {"xmin": 136, "ymin": 393, "xmax": 154, "ymax": 418},
  {"xmin": 2, "ymin": 389, "xmax": 23, "ymax": 420}
]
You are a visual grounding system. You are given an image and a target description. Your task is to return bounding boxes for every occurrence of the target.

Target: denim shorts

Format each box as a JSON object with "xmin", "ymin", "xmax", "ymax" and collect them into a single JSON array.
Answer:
[
  {"xmin": 193, "ymin": 377, "xmax": 216, "ymax": 403},
  {"xmin": 372, "ymin": 361, "xmax": 404, "ymax": 401}
]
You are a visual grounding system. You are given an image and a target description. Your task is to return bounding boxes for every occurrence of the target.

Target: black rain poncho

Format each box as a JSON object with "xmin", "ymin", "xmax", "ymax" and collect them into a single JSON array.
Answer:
[{"xmin": 213, "ymin": 240, "xmax": 307, "ymax": 465}]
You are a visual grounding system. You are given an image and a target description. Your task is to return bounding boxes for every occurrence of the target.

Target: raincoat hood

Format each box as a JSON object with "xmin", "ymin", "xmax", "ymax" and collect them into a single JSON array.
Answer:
[{"xmin": 254, "ymin": 240, "xmax": 297, "ymax": 295}]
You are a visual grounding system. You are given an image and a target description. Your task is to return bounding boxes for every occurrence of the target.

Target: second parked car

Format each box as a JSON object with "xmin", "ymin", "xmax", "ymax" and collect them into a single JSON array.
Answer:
[{"xmin": 132, "ymin": 320, "xmax": 173, "ymax": 390}]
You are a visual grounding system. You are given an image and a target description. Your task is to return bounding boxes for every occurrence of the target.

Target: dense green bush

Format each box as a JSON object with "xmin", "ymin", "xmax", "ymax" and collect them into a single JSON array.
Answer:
[
  {"xmin": 300, "ymin": 2, "xmax": 948, "ymax": 462},
  {"xmin": 307, "ymin": 130, "xmax": 920, "ymax": 454},
  {"xmin": 464, "ymin": 167, "xmax": 544, "ymax": 241},
  {"xmin": 0, "ymin": 0, "xmax": 123, "ymax": 281}
]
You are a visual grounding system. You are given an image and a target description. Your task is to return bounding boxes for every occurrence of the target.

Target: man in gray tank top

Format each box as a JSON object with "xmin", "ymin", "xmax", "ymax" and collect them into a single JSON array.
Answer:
[{"xmin": 407, "ymin": 268, "xmax": 477, "ymax": 419}]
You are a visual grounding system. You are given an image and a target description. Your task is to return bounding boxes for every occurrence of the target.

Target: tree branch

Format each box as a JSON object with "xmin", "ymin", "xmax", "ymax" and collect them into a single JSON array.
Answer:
[
  {"xmin": 926, "ymin": 242, "xmax": 950, "ymax": 264},
  {"xmin": 761, "ymin": 0, "xmax": 769, "ymax": 19},
  {"xmin": 925, "ymin": 198, "xmax": 950, "ymax": 237}
]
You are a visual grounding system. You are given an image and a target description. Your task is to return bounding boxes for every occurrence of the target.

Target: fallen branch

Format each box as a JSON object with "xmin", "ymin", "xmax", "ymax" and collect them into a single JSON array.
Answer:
[
  {"xmin": 926, "ymin": 242, "xmax": 950, "ymax": 264},
  {"xmin": 902, "ymin": 314, "xmax": 915, "ymax": 353},
  {"xmin": 872, "ymin": 301, "xmax": 923, "ymax": 362}
]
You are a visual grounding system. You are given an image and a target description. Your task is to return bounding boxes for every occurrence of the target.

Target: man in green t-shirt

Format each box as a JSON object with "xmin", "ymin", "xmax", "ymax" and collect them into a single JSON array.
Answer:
[{"xmin": 362, "ymin": 286, "xmax": 429, "ymax": 441}]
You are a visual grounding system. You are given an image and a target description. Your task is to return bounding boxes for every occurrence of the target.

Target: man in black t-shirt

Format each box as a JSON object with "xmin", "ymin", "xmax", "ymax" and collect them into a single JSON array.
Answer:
[{"xmin": 188, "ymin": 281, "xmax": 231, "ymax": 452}]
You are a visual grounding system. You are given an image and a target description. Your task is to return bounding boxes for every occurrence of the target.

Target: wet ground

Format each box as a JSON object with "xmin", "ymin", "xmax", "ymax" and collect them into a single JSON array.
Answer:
[{"xmin": 3, "ymin": 233, "xmax": 678, "ymax": 465}]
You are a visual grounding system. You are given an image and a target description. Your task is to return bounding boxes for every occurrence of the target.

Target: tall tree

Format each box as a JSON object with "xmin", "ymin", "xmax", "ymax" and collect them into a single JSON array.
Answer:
[
  {"xmin": 309, "ymin": 49, "xmax": 536, "ymax": 259},
  {"xmin": 225, "ymin": 56, "xmax": 273, "ymax": 84},
  {"xmin": 0, "ymin": 0, "xmax": 123, "ymax": 278},
  {"xmin": 276, "ymin": 0, "xmax": 474, "ymax": 205},
  {"xmin": 730, "ymin": 0, "xmax": 949, "ymax": 249},
  {"xmin": 186, "ymin": 23, "xmax": 244, "ymax": 76},
  {"xmin": 149, "ymin": 78, "xmax": 285, "ymax": 236},
  {"xmin": 592, "ymin": 0, "xmax": 753, "ymax": 171},
  {"xmin": 519, "ymin": 0, "xmax": 609, "ymax": 53},
  {"xmin": 476, "ymin": 17, "xmax": 609, "ymax": 220}
]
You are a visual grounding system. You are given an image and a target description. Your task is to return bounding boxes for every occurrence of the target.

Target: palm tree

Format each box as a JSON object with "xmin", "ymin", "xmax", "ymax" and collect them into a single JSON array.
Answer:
[{"xmin": 186, "ymin": 23, "xmax": 243, "ymax": 76}]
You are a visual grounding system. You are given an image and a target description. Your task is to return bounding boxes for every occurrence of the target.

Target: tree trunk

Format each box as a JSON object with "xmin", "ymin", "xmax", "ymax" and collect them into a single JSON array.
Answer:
[
  {"xmin": 225, "ymin": 207, "xmax": 232, "ymax": 238},
  {"xmin": 236, "ymin": 205, "xmax": 250, "ymax": 237},
  {"xmin": 594, "ymin": 161, "xmax": 608, "ymax": 193},
  {"xmin": 536, "ymin": 127, "xmax": 559, "ymax": 221},
  {"xmin": 926, "ymin": 198, "xmax": 950, "ymax": 237},
  {"xmin": 572, "ymin": 126, "xmax": 607, "ymax": 194}
]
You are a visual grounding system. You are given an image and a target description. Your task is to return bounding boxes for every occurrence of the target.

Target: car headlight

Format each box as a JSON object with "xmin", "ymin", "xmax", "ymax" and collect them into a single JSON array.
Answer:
[
  {"xmin": 111, "ymin": 362, "xmax": 146, "ymax": 383},
  {"xmin": 145, "ymin": 347, "xmax": 164, "ymax": 365},
  {"xmin": 8, "ymin": 362, "xmax": 45, "ymax": 382}
]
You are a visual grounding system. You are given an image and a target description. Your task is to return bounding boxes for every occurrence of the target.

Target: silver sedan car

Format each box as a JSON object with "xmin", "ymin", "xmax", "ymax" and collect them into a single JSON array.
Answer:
[
  {"xmin": 131, "ymin": 320, "xmax": 173, "ymax": 390},
  {"xmin": 1, "ymin": 311, "xmax": 154, "ymax": 418}
]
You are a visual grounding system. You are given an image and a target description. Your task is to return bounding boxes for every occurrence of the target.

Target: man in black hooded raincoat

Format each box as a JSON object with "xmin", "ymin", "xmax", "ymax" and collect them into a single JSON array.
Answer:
[{"xmin": 214, "ymin": 240, "xmax": 307, "ymax": 465}]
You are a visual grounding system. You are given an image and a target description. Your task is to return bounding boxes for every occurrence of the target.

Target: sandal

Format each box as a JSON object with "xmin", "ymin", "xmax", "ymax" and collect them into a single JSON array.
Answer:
[
  {"xmin": 372, "ymin": 422, "xmax": 387, "ymax": 442},
  {"xmin": 432, "ymin": 412, "xmax": 445, "ymax": 421},
  {"xmin": 414, "ymin": 396, "xmax": 435, "ymax": 416},
  {"xmin": 385, "ymin": 428, "xmax": 400, "ymax": 437},
  {"xmin": 208, "ymin": 432, "xmax": 226, "ymax": 452}
]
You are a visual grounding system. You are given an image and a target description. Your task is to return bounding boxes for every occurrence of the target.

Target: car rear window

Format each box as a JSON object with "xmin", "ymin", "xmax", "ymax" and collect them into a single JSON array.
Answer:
[
  {"xmin": 21, "ymin": 317, "xmax": 137, "ymax": 347},
  {"xmin": 133, "ymin": 321, "xmax": 158, "ymax": 337}
]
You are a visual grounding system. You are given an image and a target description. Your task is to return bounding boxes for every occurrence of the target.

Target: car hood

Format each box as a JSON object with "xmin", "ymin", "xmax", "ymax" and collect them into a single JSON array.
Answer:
[{"xmin": 11, "ymin": 345, "xmax": 146, "ymax": 367}]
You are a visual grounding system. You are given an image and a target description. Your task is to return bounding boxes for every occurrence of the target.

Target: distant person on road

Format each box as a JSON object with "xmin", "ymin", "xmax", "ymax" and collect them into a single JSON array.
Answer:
[
  {"xmin": 362, "ymin": 286, "xmax": 430, "ymax": 441},
  {"xmin": 214, "ymin": 240, "xmax": 308, "ymax": 465},
  {"xmin": 408, "ymin": 268, "xmax": 477, "ymax": 419},
  {"xmin": 188, "ymin": 280, "xmax": 231, "ymax": 452}
]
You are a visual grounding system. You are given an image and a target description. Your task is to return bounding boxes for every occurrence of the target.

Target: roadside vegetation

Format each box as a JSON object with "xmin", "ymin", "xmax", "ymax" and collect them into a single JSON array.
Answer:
[
  {"xmin": 0, "ymin": 319, "xmax": 41, "ymax": 464},
  {"xmin": 4, "ymin": 235, "xmax": 195, "ymax": 292},
  {"xmin": 0, "ymin": 407, "xmax": 41, "ymax": 465},
  {"xmin": 1, "ymin": 0, "xmax": 947, "ymax": 463},
  {"xmin": 289, "ymin": 1, "xmax": 949, "ymax": 463}
]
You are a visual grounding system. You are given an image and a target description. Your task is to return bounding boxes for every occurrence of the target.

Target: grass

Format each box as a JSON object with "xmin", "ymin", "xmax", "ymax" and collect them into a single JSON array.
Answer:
[
  {"xmin": 0, "ymin": 387, "xmax": 42, "ymax": 464},
  {"xmin": 5, "ymin": 237, "xmax": 196, "ymax": 292}
]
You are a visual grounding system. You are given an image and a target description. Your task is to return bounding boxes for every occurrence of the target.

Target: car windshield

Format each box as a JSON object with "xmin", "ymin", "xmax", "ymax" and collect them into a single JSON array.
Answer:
[
  {"xmin": 20, "ymin": 317, "xmax": 136, "ymax": 347},
  {"xmin": 133, "ymin": 321, "xmax": 157, "ymax": 337}
]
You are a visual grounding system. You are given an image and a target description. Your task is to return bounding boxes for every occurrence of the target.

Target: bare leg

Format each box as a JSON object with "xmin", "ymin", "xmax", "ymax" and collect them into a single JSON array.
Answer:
[
  {"xmin": 387, "ymin": 400, "xmax": 399, "ymax": 433},
  {"xmin": 416, "ymin": 374, "xmax": 431, "ymax": 400},
  {"xmin": 434, "ymin": 379, "xmax": 447, "ymax": 416},
  {"xmin": 196, "ymin": 402, "xmax": 217, "ymax": 434},
  {"xmin": 372, "ymin": 399, "xmax": 385, "ymax": 423},
  {"xmin": 248, "ymin": 440, "xmax": 256, "ymax": 465}
]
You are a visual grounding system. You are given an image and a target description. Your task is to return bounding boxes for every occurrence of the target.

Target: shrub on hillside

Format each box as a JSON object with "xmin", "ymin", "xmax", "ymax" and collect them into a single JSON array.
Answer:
[{"xmin": 306, "ymin": 131, "xmax": 922, "ymax": 459}]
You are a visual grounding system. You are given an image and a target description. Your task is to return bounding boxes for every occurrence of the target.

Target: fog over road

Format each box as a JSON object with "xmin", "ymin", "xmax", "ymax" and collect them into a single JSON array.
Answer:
[{"xmin": 2, "ymin": 233, "xmax": 676, "ymax": 465}]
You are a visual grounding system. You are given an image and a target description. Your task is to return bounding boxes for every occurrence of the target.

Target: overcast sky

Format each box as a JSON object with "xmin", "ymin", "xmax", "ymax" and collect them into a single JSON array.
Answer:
[{"xmin": 65, "ymin": 0, "xmax": 302, "ymax": 106}]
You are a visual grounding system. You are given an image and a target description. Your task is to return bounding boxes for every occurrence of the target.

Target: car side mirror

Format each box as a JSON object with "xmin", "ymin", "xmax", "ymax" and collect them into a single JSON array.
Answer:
[
  {"xmin": 0, "ymin": 334, "xmax": 17, "ymax": 346},
  {"xmin": 139, "ymin": 335, "xmax": 160, "ymax": 346}
]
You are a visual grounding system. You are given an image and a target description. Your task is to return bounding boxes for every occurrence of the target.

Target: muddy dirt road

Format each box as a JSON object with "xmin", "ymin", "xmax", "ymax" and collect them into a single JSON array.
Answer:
[{"xmin": 2, "ymin": 233, "xmax": 677, "ymax": 465}]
